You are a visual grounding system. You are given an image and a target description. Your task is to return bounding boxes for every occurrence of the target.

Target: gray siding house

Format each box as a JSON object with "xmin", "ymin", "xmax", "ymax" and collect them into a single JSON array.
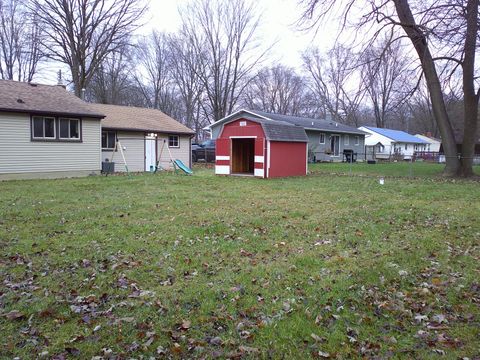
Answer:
[
  {"xmin": 0, "ymin": 80, "xmax": 105, "ymax": 180},
  {"xmin": 209, "ymin": 110, "xmax": 366, "ymax": 162}
]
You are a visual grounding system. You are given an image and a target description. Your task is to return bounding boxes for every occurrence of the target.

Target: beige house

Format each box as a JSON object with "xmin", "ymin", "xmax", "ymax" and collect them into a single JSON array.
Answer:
[
  {"xmin": 89, "ymin": 104, "xmax": 194, "ymax": 172},
  {"xmin": 0, "ymin": 80, "xmax": 105, "ymax": 180}
]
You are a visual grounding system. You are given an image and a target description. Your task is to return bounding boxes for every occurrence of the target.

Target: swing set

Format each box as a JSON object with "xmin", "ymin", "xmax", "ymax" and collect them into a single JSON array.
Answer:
[{"xmin": 106, "ymin": 138, "xmax": 193, "ymax": 176}]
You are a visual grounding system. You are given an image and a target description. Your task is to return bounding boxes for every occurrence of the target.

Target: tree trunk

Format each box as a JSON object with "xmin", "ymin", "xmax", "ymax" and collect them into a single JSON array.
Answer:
[
  {"xmin": 393, "ymin": 0, "xmax": 461, "ymax": 176},
  {"xmin": 460, "ymin": 0, "xmax": 479, "ymax": 177}
]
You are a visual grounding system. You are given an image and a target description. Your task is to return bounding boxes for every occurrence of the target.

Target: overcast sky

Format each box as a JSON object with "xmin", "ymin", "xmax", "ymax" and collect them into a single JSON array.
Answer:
[
  {"xmin": 144, "ymin": 0, "xmax": 340, "ymax": 68},
  {"xmin": 39, "ymin": 0, "xmax": 342, "ymax": 84}
]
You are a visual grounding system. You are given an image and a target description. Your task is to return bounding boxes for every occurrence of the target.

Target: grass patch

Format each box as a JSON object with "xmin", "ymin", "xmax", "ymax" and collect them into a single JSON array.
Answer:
[
  {"xmin": 1, "ymin": 166, "xmax": 479, "ymax": 358},
  {"xmin": 309, "ymin": 161, "xmax": 480, "ymax": 178}
]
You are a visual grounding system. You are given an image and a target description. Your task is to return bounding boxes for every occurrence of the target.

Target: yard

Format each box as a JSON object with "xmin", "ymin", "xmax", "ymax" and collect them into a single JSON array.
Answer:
[{"xmin": 1, "ymin": 165, "xmax": 479, "ymax": 359}]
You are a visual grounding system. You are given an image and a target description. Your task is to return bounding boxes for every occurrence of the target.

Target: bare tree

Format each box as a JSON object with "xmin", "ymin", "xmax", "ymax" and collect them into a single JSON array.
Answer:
[
  {"xmin": 361, "ymin": 32, "xmax": 413, "ymax": 128},
  {"xmin": 179, "ymin": 0, "xmax": 267, "ymax": 123},
  {"xmin": 168, "ymin": 33, "xmax": 205, "ymax": 141},
  {"xmin": 0, "ymin": 0, "xmax": 43, "ymax": 82},
  {"xmin": 134, "ymin": 31, "xmax": 174, "ymax": 110},
  {"xmin": 30, "ymin": 0, "xmax": 146, "ymax": 97},
  {"xmin": 243, "ymin": 64, "xmax": 317, "ymax": 116},
  {"xmin": 303, "ymin": 45, "xmax": 365, "ymax": 126},
  {"xmin": 87, "ymin": 47, "xmax": 144, "ymax": 106},
  {"xmin": 298, "ymin": 0, "xmax": 479, "ymax": 177}
]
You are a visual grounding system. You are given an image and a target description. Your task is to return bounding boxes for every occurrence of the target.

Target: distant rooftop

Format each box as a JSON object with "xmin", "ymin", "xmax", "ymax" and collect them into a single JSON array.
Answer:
[
  {"xmin": 363, "ymin": 126, "xmax": 428, "ymax": 144},
  {"xmin": 250, "ymin": 110, "xmax": 367, "ymax": 135}
]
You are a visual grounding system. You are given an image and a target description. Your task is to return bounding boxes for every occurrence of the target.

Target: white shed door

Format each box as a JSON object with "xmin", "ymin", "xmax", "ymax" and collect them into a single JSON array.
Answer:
[{"xmin": 145, "ymin": 139, "xmax": 156, "ymax": 171}]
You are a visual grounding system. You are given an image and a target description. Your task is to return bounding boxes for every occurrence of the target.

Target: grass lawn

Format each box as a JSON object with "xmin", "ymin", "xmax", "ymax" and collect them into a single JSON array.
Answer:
[
  {"xmin": 1, "ymin": 166, "xmax": 479, "ymax": 359},
  {"xmin": 309, "ymin": 161, "xmax": 480, "ymax": 178}
]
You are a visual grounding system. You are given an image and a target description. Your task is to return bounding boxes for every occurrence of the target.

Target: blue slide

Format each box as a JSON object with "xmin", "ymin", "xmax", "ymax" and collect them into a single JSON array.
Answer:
[{"xmin": 174, "ymin": 159, "xmax": 193, "ymax": 175}]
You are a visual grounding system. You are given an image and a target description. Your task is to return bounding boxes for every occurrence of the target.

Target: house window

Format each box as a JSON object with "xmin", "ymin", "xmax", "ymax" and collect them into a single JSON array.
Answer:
[
  {"xmin": 376, "ymin": 144, "xmax": 385, "ymax": 153},
  {"xmin": 319, "ymin": 133, "xmax": 325, "ymax": 144},
  {"xmin": 32, "ymin": 116, "xmax": 56, "ymax": 139},
  {"xmin": 355, "ymin": 136, "xmax": 359, "ymax": 145},
  {"xmin": 59, "ymin": 118, "xmax": 80, "ymax": 140},
  {"xmin": 344, "ymin": 135, "xmax": 349, "ymax": 145},
  {"xmin": 102, "ymin": 131, "xmax": 116, "ymax": 150},
  {"xmin": 405, "ymin": 143, "xmax": 408, "ymax": 150},
  {"xmin": 169, "ymin": 135, "xmax": 179, "ymax": 148}
]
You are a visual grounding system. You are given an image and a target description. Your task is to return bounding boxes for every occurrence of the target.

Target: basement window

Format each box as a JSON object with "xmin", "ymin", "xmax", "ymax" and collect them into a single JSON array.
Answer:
[{"xmin": 168, "ymin": 135, "xmax": 179, "ymax": 148}]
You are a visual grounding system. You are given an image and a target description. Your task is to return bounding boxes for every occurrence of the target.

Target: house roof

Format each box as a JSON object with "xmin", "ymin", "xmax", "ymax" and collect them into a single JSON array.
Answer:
[
  {"xmin": 222, "ymin": 115, "xmax": 308, "ymax": 142},
  {"xmin": 208, "ymin": 109, "xmax": 366, "ymax": 136},
  {"xmin": 363, "ymin": 126, "xmax": 428, "ymax": 144},
  {"xmin": 414, "ymin": 134, "xmax": 442, "ymax": 143},
  {"xmin": 0, "ymin": 80, "xmax": 104, "ymax": 118},
  {"xmin": 89, "ymin": 103, "xmax": 195, "ymax": 135},
  {"xmin": 250, "ymin": 110, "xmax": 367, "ymax": 135}
]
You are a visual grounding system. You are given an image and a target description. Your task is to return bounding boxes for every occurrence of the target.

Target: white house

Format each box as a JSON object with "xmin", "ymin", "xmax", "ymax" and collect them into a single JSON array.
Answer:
[
  {"xmin": 359, "ymin": 126, "xmax": 429, "ymax": 160},
  {"xmin": 414, "ymin": 134, "xmax": 442, "ymax": 153}
]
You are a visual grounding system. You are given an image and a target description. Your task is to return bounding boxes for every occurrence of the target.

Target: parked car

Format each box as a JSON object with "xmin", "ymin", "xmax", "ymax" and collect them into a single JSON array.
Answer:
[{"xmin": 192, "ymin": 139, "xmax": 216, "ymax": 162}]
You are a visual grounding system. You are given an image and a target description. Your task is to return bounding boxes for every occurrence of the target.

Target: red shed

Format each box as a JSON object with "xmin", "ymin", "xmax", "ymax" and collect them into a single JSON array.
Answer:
[{"xmin": 214, "ymin": 113, "xmax": 308, "ymax": 178}]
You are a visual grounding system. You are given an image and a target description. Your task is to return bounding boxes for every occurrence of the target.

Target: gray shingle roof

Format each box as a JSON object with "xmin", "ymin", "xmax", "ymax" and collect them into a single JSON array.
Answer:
[
  {"xmin": 0, "ymin": 80, "xmax": 104, "ymax": 118},
  {"xmin": 250, "ymin": 110, "xmax": 367, "ymax": 135},
  {"xmin": 224, "ymin": 115, "xmax": 308, "ymax": 142}
]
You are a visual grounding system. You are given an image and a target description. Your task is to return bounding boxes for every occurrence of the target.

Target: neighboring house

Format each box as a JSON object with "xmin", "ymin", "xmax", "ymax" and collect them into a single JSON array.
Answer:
[
  {"xmin": 439, "ymin": 127, "xmax": 480, "ymax": 164},
  {"xmin": 209, "ymin": 110, "xmax": 366, "ymax": 162},
  {"xmin": 359, "ymin": 126, "xmax": 429, "ymax": 160},
  {"xmin": 414, "ymin": 134, "xmax": 442, "ymax": 152},
  {"xmin": 0, "ymin": 80, "xmax": 105, "ymax": 180},
  {"xmin": 214, "ymin": 113, "xmax": 308, "ymax": 178},
  {"xmin": 89, "ymin": 104, "xmax": 195, "ymax": 172}
]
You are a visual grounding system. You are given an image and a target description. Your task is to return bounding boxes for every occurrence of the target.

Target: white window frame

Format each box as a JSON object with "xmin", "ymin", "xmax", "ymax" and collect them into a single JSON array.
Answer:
[
  {"xmin": 32, "ymin": 116, "xmax": 56, "ymax": 139},
  {"xmin": 59, "ymin": 118, "xmax": 80, "ymax": 140},
  {"xmin": 344, "ymin": 134, "xmax": 349, "ymax": 145},
  {"xmin": 102, "ymin": 130, "xmax": 116, "ymax": 150},
  {"xmin": 168, "ymin": 135, "xmax": 180, "ymax": 148},
  {"xmin": 355, "ymin": 136, "xmax": 359, "ymax": 145},
  {"xmin": 319, "ymin": 133, "xmax": 325, "ymax": 144}
]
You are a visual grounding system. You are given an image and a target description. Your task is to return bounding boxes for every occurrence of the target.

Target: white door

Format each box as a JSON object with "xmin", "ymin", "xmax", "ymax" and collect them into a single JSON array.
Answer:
[{"xmin": 145, "ymin": 138, "xmax": 156, "ymax": 171}]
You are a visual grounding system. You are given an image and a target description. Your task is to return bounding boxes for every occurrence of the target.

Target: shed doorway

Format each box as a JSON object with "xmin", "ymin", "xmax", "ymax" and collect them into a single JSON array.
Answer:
[{"xmin": 231, "ymin": 138, "xmax": 255, "ymax": 175}]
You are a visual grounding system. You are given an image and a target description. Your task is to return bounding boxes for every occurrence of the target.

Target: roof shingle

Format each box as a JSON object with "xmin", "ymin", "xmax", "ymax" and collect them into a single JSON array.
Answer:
[
  {"xmin": 0, "ymin": 80, "xmax": 104, "ymax": 118},
  {"xmin": 89, "ymin": 103, "xmax": 195, "ymax": 135},
  {"xmin": 248, "ymin": 110, "xmax": 367, "ymax": 135}
]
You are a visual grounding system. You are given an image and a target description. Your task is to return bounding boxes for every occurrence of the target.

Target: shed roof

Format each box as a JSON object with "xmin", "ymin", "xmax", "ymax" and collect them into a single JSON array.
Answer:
[
  {"xmin": 89, "ymin": 103, "xmax": 195, "ymax": 135},
  {"xmin": 209, "ymin": 109, "xmax": 366, "ymax": 136},
  {"xmin": 363, "ymin": 126, "xmax": 428, "ymax": 144},
  {"xmin": 223, "ymin": 115, "xmax": 308, "ymax": 142},
  {"xmin": 0, "ymin": 80, "xmax": 104, "ymax": 118}
]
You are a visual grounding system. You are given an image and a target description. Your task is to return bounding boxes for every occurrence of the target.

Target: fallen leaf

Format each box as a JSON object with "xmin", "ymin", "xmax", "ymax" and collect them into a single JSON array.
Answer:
[
  {"xmin": 318, "ymin": 350, "xmax": 330, "ymax": 358},
  {"xmin": 4, "ymin": 310, "xmax": 25, "ymax": 321},
  {"xmin": 180, "ymin": 320, "xmax": 191, "ymax": 330}
]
